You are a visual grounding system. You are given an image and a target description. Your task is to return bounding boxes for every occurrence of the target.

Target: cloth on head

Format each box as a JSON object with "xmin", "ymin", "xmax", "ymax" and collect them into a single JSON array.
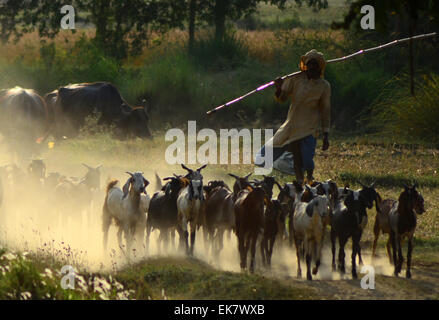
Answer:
[{"xmin": 299, "ymin": 49, "xmax": 326, "ymax": 77}]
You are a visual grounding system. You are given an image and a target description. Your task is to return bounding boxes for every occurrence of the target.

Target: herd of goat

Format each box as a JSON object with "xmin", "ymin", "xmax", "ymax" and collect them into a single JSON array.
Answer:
[
  {"xmin": 0, "ymin": 160, "xmax": 426, "ymax": 281},
  {"xmin": 102, "ymin": 164, "xmax": 425, "ymax": 281}
]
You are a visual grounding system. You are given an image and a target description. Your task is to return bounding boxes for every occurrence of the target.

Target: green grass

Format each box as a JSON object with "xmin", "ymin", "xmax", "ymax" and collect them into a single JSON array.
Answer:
[
  {"xmin": 337, "ymin": 171, "xmax": 439, "ymax": 189},
  {"xmin": 117, "ymin": 256, "xmax": 316, "ymax": 300}
]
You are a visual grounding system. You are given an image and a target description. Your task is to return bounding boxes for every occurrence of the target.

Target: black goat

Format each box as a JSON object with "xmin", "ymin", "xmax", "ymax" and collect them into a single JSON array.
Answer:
[
  {"xmin": 330, "ymin": 184, "xmax": 378, "ymax": 279},
  {"xmin": 146, "ymin": 175, "xmax": 188, "ymax": 252}
]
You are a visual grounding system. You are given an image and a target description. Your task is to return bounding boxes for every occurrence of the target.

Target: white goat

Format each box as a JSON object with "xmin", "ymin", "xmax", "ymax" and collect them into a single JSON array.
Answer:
[
  {"xmin": 291, "ymin": 193, "xmax": 330, "ymax": 280},
  {"xmin": 102, "ymin": 172, "xmax": 150, "ymax": 255},
  {"xmin": 177, "ymin": 164, "xmax": 206, "ymax": 256}
]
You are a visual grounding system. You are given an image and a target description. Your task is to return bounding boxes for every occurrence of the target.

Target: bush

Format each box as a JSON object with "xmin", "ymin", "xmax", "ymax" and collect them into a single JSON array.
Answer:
[{"xmin": 369, "ymin": 73, "xmax": 439, "ymax": 144}]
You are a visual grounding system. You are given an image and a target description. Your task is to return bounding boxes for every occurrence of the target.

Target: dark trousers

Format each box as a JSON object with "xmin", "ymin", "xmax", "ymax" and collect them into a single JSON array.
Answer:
[{"xmin": 257, "ymin": 135, "xmax": 316, "ymax": 182}]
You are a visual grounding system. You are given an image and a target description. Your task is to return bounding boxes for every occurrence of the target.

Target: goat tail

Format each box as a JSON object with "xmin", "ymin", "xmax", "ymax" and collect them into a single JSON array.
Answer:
[{"xmin": 106, "ymin": 180, "xmax": 119, "ymax": 194}]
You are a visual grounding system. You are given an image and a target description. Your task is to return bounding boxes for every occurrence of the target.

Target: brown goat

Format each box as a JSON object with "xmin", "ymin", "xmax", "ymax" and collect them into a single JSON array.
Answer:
[
  {"xmin": 234, "ymin": 178, "xmax": 267, "ymax": 273},
  {"xmin": 202, "ymin": 180, "xmax": 235, "ymax": 257}
]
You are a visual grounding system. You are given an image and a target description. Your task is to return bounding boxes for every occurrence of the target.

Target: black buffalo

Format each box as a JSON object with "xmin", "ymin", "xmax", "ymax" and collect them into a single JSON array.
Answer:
[
  {"xmin": 0, "ymin": 87, "xmax": 52, "ymax": 157},
  {"xmin": 46, "ymin": 82, "xmax": 152, "ymax": 139}
]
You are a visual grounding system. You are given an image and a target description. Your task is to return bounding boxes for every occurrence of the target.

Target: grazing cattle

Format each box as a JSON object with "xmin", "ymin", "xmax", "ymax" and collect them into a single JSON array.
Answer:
[
  {"xmin": 387, "ymin": 184, "xmax": 425, "ymax": 278},
  {"xmin": 46, "ymin": 82, "xmax": 151, "ymax": 139},
  {"xmin": 292, "ymin": 193, "xmax": 330, "ymax": 280},
  {"xmin": 146, "ymin": 175, "xmax": 188, "ymax": 252},
  {"xmin": 102, "ymin": 172, "xmax": 150, "ymax": 255},
  {"xmin": 232, "ymin": 173, "xmax": 267, "ymax": 273},
  {"xmin": 202, "ymin": 180, "xmax": 235, "ymax": 256},
  {"xmin": 330, "ymin": 183, "xmax": 378, "ymax": 279},
  {"xmin": 177, "ymin": 164, "xmax": 207, "ymax": 256},
  {"xmin": 0, "ymin": 87, "xmax": 52, "ymax": 157}
]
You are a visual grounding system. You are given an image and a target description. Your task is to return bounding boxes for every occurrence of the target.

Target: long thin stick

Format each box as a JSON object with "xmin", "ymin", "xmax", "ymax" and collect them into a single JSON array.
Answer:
[{"xmin": 206, "ymin": 32, "xmax": 436, "ymax": 115}]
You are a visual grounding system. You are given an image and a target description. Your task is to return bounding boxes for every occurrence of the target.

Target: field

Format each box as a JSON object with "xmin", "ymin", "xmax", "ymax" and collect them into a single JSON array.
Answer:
[
  {"xmin": 0, "ymin": 0, "xmax": 438, "ymax": 301},
  {"xmin": 0, "ymin": 130, "xmax": 438, "ymax": 300}
]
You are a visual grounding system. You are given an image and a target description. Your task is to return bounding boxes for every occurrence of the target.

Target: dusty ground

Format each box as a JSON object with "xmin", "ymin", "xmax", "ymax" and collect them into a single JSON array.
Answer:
[{"xmin": 0, "ymin": 134, "xmax": 438, "ymax": 300}]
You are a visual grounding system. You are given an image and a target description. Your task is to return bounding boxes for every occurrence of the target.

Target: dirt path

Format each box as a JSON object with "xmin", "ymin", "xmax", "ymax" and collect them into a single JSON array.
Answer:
[{"xmin": 278, "ymin": 252, "xmax": 439, "ymax": 300}]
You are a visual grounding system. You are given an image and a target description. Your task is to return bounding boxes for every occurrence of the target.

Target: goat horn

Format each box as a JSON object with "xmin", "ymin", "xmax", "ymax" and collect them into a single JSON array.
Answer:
[
  {"xmin": 197, "ymin": 164, "xmax": 207, "ymax": 171},
  {"xmin": 244, "ymin": 172, "xmax": 252, "ymax": 179},
  {"xmin": 82, "ymin": 163, "xmax": 92, "ymax": 170},
  {"xmin": 126, "ymin": 171, "xmax": 134, "ymax": 177},
  {"xmin": 228, "ymin": 173, "xmax": 239, "ymax": 179},
  {"xmin": 413, "ymin": 181, "xmax": 419, "ymax": 188},
  {"xmin": 181, "ymin": 164, "xmax": 193, "ymax": 172},
  {"xmin": 357, "ymin": 181, "xmax": 366, "ymax": 188}
]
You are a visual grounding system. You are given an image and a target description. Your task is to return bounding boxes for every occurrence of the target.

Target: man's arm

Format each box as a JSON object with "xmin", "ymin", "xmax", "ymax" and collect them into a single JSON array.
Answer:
[{"xmin": 274, "ymin": 77, "xmax": 294, "ymax": 103}]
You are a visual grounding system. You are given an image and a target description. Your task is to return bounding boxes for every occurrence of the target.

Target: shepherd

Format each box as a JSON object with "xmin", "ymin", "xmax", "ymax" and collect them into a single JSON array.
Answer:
[{"xmin": 256, "ymin": 49, "xmax": 331, "ymax": 184}]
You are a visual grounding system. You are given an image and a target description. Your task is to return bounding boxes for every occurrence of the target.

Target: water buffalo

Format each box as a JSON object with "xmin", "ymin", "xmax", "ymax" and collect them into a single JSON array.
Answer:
[
  {"xmin": 0, "ymin": 87, "xmax": 52, "ymax": 158},
  {"xmin": 46, "ymin": 82, "xmax": 152, "ymax": 139}
]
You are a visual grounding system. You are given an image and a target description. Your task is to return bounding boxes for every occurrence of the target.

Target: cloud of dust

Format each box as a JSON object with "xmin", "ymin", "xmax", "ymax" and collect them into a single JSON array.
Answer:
[{"xmin": 0, "ymin": 141, "xmax": 394, "ymax": 283}]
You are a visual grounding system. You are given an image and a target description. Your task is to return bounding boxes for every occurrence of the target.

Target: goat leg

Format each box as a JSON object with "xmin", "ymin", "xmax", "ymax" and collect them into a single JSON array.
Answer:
[
  {"xmin": 386, "ymin": 238, "xmax": 392, "ymax": 265},
  {"xmin": 249, "ymin": 234, "xmax": 257, "ymax": 274},
  {"xmin": 268, "ymin": 236, "xmax": 275, "ymax": 267},
  {"xmin": 390, "ymin": 231, "xmax": 399, "ymax": 276},
  {"xmin": 406, "ymin": 237, "xmax": 413, "ymax": 279},
  {"xmin": 260, "ymin": 237, "xmax": 267, "ymax": 267},
  {"xmin": 331, "ymin": 231, "xmax": 336, "ymax": 271},
  {"xmin": 396, "ymin": 234, "xmax": 404, "ymax": 274},
  {"xmin": 338, "ymin": 237, "xmax": 347, "ymax": 274},
  {"xmin": 351, "ymin": 237, "xmax": 359, "ymax": 279},
  {"xmin": 306, "ymin": 252, "xmax": 312, "ymax": 281}
]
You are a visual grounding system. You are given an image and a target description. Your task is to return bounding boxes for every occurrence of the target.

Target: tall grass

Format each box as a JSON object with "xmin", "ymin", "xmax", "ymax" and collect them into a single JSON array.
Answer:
[
  {"xmin": 0, "ymin": 27, "xmax": 437, "ymax": 134},
  {"xmin": 369, "ymin": 73, "xmax": 439, "ymax": 144}
]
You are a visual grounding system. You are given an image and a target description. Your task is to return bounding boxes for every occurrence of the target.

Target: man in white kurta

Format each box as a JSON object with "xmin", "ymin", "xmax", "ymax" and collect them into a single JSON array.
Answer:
[{"xmin": 257, "ymin": 49, "xmax": 331, "ymax": 184}]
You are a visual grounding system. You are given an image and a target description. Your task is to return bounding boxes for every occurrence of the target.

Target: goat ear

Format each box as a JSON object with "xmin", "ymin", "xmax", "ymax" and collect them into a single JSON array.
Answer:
[
  {"xmin": 181, "ymin": 164, "xmax": 192, "ymax": 173},
  {"xmin": 413, "ymin": 181, "xmax": 419, "ymax": 189},
  {"xmin": 143, "ymin": 178, "xmax": 150, "ymax": 188},
  {"xmin": 82, "ymin": 163, "xmax": 92, "ymax": 170},
  {"xmin": 122, "ymin": 177, "xmax": 132, "ymax": 198},
  {"xmin": 228, "ymin": 173, "xmax": 239, "ymax": 180}
]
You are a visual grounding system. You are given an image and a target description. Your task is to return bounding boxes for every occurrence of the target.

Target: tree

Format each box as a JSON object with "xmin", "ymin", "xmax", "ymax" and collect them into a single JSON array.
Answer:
[
  {"xmin": 197, "ymin": 0, "xmax": 328, "ymax": 42},
  {"xmin": 0, "ymin": 0, "xmax": 187, "ymax": 60},
  {"xmin": 331, "ymin": 0, "xmax": 439, "ymax": 96}
]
